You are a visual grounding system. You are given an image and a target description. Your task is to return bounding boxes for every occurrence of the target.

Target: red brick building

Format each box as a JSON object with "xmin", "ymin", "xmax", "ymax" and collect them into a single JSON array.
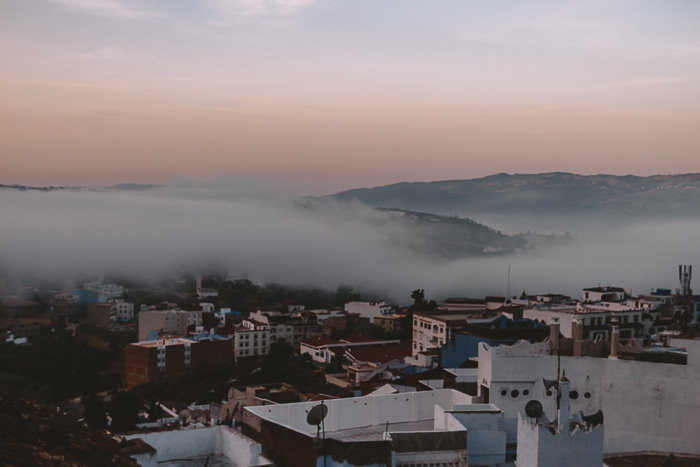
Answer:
[{"xmin": 126, "ymin": 337, "xmax": 233, "ymax": 389}]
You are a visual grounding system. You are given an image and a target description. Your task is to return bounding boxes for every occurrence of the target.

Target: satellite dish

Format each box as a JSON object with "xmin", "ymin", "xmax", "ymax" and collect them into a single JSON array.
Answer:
[
  {"xmin": 581, "ymin": 409, "xmax": 604, "ymax": 428},
  {"xmin": 543, "ymin": 378, "xmax": 559, "ymax": 391},
  {"xmin": 525, "ymin": 400, "xmax": 544, "ymax": 419},
  {"xmin": 306, "ymin": 403, "xmax": 328, "ymax": 427}
]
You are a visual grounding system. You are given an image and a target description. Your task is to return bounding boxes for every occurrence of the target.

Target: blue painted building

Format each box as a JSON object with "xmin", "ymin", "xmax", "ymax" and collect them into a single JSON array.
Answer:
[
  {"xmin": 441, "ymin": 315, "xmax": 549, "ymax": 367},
  {"xmin": 693, "ymin": 298, "xmax": 700, "ymax": 324},
  {"xmin": 73, "ymin": 288, "xmax": 107, "ymax": 306}
]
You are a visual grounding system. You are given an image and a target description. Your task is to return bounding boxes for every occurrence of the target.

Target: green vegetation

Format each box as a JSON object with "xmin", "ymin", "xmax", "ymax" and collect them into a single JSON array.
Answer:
[
  {"xmin": 401, "ymin": 289, "xmax": 438, "ymax": 339},
  {"xmin": 0, "ymin": 333, "xmax": 120, "ymax": 402},
  {"xmin": 81, "ymin": 393, "xmax": 108, "ymax": 430}
]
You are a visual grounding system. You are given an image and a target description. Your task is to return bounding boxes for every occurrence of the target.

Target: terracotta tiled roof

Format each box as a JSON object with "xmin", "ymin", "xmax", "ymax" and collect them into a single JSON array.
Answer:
[
  {"xmin": 300, "ymin": 336, "xmax": 337, "ymax": 347},
  {"xmin": 340, "ymin": 334, "xmax": 379, "ymax": 343},
  {"xmin": 0, "ymin": 386, "xmax": 139, "ymax": 466},
  {"xmin": 346, "ymin": 344, "xmax": 412, "ymax": 364}
]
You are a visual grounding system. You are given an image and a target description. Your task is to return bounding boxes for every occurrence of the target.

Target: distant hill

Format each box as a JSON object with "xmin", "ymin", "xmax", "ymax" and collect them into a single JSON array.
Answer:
[
  {"xmin": 370, "ymin": 208, "xmax": 571, "ymax": 258},
  {"xmin": 0, "ymin": 183, "xmax": 162, "ymax": 192},
  {"xmin": 321, "ymin": 173, "xmax": 700, "ymax": 217},
  {"xmin": 297, "ymin": 199, "xmax": 571, "ymax": 258}
]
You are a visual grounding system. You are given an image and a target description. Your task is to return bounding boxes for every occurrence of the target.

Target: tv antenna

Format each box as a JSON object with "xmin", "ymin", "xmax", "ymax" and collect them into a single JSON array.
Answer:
[{"xmin": 507, "ymin": 265, "xmax": 511, "ymax": 300}]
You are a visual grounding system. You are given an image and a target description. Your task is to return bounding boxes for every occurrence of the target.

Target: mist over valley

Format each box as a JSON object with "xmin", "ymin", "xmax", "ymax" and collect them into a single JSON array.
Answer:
[{"xmin": 1, "ymin": 173, "xmax": 698, "ymax": 302}]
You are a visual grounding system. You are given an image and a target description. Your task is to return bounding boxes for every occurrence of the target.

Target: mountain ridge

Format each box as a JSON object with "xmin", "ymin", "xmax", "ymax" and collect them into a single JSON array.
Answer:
[{"xmin": 320, "ymin": 172, "xmax": 700, "ymax": 217}]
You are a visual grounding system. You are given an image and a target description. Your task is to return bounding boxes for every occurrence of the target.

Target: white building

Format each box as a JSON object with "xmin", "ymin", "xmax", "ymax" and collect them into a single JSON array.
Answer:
[
  {"xmin": 138, "ymin": 309, "xmax": 190, "ymax": 341},
  {"xmin": 243, "ymin": 389, "xmax": 496, "ymax": 467},
  {"xmin": 477, "ymin": 337, "xmax": 700, "ymax": 456},
  {"xmin": 83, "ymin": 281, "xmax": 125, "ymax": 299},
  {"xmin": 516, "ymin": 376, "xmax": 604, "ymax": 467},
  {"xmin": 112, "ymin": 300, "xmax": 134, "ymax": 322},
  {"xmin": 300, "ymin": 336, "xmax": 402, "ymax": 364},
  {"xmin": 248, "ymin": 310, "xmax": 322, "ymax": 348},
  {"xmin": 124, "ymin": 426, "xmax": 272, "ymax": 466},
  {"xmin": 444, "ymin": 297, "xmax": 488, "ymax": 312},
  {"xmin": 521, "ymin": 304, "xmax": 659, "ymax": 341},
  {"xmin": 344, "ymin": 300, "xmax": 393, "ymax": 320},
  {"xmin": 581, "ymin": 286, "xmax": 630, "ymax": 303},
  {"xmin": 199, "ymin": 302, "xmax": 215, "ymax": 312},
  {"xmin": 307, "ymin": 308, "xmax": 344, "ymax": 324},
  {"xmin": 234, "ymin": 319, "xmax": 270, "ymax": 361},
  {"xmin": 199, "ymin": 288, "xmax": 218, "ymax": 298},
  {"xmin": 412, "ymin": 312, "xmax": 473, "ymax": 360}
]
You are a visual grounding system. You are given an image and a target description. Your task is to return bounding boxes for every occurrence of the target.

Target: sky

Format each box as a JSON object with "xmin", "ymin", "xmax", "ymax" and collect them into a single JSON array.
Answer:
[{"xmin": 2, "ymin": 0, "xmax": 700, "ymax": 192}]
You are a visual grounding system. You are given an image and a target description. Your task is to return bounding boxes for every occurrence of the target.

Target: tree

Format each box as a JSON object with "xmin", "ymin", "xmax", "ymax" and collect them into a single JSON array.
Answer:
[
  {"xmin": 410, "ymin": 289, "xmax": 437, "ymax": 310},
  {"xmin": 325, "ymin": 354, "xmax": 346, "ymax": 374},
  {"xmin": 262, "ymin": 339, "xmax": 293, "ymax": 370},
  {"xmin": 402, "ymin": 289, "xmax": 438, "ymax": 339},
  {"xmin": 81, "ymin": 393, "xmax": 107, "ymax": 430},
  {"xmin": 334, "ymin": 284, "xmax": 360, "ymax": 307},
  {"xmin": 411, "ymin": 289, "xmax": 426, "ymax": 306},
  {"xmin": 109, "ymin": 391, "xmax": 141, "ymax": 432}
]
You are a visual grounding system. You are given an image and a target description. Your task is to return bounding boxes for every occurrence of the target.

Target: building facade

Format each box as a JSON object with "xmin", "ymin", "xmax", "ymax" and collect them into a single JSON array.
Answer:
[{"xmin": 126, "ymin": 337, "xmax": 233, "ymax": 389}]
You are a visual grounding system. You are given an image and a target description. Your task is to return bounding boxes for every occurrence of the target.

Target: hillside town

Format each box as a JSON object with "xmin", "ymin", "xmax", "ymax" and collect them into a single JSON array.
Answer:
[{"xmin": 1, "ymin": 267, "xmax": 700, "ymax": 467}]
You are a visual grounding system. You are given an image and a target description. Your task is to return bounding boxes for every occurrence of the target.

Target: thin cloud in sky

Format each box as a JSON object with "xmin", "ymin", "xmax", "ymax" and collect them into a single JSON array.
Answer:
[
  {"xmin": 53, "ymin": 47, "xmax": 131, "ymax": 61},
  {"xmin": 606, "ymin": 77, "xmax": 696, "ymax": 88},
  {"xmin": 202, "ymin": 0, "xmax": 319, "ymax": 17},
  {"xmin": 48, "ymin": 0, "xmax": 161, "ymax": 18}
]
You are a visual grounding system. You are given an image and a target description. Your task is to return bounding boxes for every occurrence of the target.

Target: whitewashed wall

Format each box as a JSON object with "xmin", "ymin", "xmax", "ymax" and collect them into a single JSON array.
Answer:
[{"xmin": 479, "ymin": 338, "xmax": 700, "ymax": 454}]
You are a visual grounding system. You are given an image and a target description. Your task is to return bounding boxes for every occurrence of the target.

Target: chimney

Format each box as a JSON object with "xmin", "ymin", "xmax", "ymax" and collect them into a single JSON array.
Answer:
[
  {"xmin": 559, "ymin": 375, "xmax": 571, "ymax": 431},
  {"xmin": 512, "ymin": 306, "xmax": 523, "ymax": 321},
  {"xmin": 572, "ymin": 319, "xmax": 584, "ymax": 357},
  {"xmin": 571, "ymin": 318, "xmax": 583, "ymax": 341},
  {"xmin": 550, "ymin": 318, "xmax": 560, "ymax": 355},
  {"xmin": 609, "ymin": 318, "xmax": 619, "ymax": 359}
]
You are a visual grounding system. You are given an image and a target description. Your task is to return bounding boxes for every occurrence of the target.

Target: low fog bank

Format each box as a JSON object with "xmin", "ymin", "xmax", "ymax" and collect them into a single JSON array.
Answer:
[{"xmin": 1, "ymin": 181, "xmax": 698, "ymax": 303}]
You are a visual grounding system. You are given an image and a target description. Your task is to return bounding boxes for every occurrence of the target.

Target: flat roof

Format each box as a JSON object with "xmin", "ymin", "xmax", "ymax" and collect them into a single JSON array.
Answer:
[
  {"xmin": 132, "ymin": 338, "xmax": 197, "ymax": 347},
  {"xmin": 325, "ymin": 419, "xmax": 436, "ymax": 442},
  {"xmin": 414, "ymin": 312, "xmax": 474, "ymax": 322}
]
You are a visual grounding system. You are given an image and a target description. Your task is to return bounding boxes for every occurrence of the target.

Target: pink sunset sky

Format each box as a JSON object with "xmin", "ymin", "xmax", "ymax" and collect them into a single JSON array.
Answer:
[{"xmin": 2, "ymin": 0, "xmax": 699, "ymax": 193}]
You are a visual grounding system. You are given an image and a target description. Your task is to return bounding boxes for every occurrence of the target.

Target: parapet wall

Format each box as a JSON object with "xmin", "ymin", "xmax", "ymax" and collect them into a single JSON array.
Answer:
[{"xmin": 245, "ymin": 388, "xmax": 472, "ymax": 435}]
